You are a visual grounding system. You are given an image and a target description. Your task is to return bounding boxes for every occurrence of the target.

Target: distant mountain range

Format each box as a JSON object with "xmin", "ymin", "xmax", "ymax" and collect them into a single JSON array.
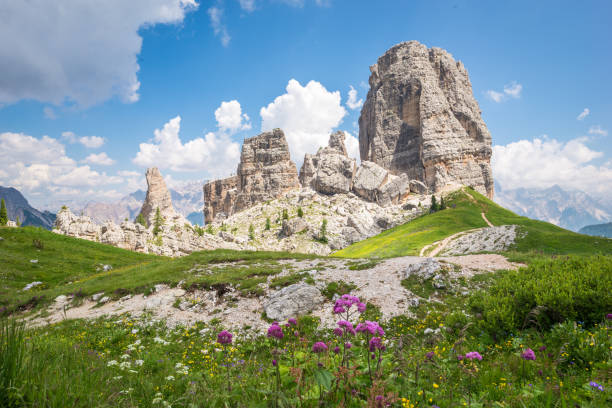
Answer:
[
  {"xmin": 578, "ymin": 222, "xmax": 612, "ymax": 238},
  {"xmin": 0, "ymin": 186, "xmax": 56, "ymax": 229},
  {"xmin": 494, "ymin": 184, "xmax": 611, "ymax": 232}
]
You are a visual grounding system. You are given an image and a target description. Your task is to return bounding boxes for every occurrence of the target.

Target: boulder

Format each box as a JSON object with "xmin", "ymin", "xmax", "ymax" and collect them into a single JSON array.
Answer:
[
  {"xmin": 376, "ymin": 174, "xmax": 410, "ymax": 206},
  {"xmin": 281, "ymin": 218, "xmax": 309, "ymax": 237},
  {"xmin": 409, "ymin": 180, "xmax": 428, "ymax": 194},
  {"xmin": 352, "ymin": 161, "xmax": 389, "ymax": 201},
  {"xmin": 402, "ymin": 258, "xmax": 441, "ymax": 281},
  {"xmin": 263, "ymin": 282, "xmax": 325, "ymax": 321},
  {"xmin": 359, "ymin": 41, "xmax": 494, "ymax": 198}
]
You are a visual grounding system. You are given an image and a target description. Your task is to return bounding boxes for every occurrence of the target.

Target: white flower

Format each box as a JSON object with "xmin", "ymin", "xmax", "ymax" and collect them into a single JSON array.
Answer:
[
  {"xmin": 112, "ymin": 375, "xmax": 123, "ymax": 380},
  {"xmin": 154, "ymin": 337, "xmax": 169, "ymax": 345},
  {"xmin": 128, "ymin": 370, "xmax": 138, "ymax": 374},
  {"xmin": 120, "ymin": 354, "xmax": 130, "ymax": 360},
  {"xmin": 119, "ymin": 361, "xmax": 131, "ymax": 370},
  {"xmin": 107, "ymin": 360, "xmax": 118, "ymax": 367},
  {"xmin": 165, "ymin": 375, "xmax": 175, "ymax": 381},
  {"xmin": 135, "ymin": 359, "xmax": 144, "ymax": 366},
  {"xmin": 131, "ymin": 329, "xmax": 139, "ymax": 334}
]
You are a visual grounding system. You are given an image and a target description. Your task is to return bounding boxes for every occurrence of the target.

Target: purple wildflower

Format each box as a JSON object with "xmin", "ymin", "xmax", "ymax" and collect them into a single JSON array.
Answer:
[
  {"xmin": 267, "ymin": 323, "xmax": 284, "ymax": 339},
  {"xmin": 457, "ymin": 354, "xmax": 464, "ymax": 361},
  {"xmin": 345, "ymin": 342, "xmax": 352, "ymax": 349},
  {"xmin": 312, "ymin": 342, "xmax": 328, "ymax": 353},
  {"xmin": 333, "ymin": 346, "xmax": 340, "ymax": 354},
  {"xmin": 357, "ymin": 302, "xmax": 366, "ymax": 313},
  {"xmin": 288, "ymin": 318, "xmax": 297, "ymax": 326},
  {"xmin": 217, "ymin": 330, "xmax": 233, "ymax": 345},
  {"xmin": 337, "ymin": 320, "xmax": 356, "ymax": 335},
  {"xmin": 333, "ymin": 327, "xmax": 343, "ymax": 337},
  {"xmin": 465, "ymin": 351, "xmax": 483, "ymax": 361},
  {"xmin": 589, "ymin": 381, "xmax": 604, "ymax": 391},
  {"xmin": 369, "ymin": 337, "xmax": 383, "ymax": 352},
  {"xmin": 539, "ymin": 345, "xmax": 546, "ymax": 352},
  {"xmin": 425, "ymin": 351, "xmax": 435, "ymax": 360},
  {"xmin": 356, "ymin": 320, "xmax": 385, "ymax": 336},
  {"xmin": 272, "ymin": 359, "xmax": 277, "ymax": 367},
  {"xmin": 606, "ymin": 313, "xmax": 612, "ymax": 320},
  {"xmin": 522, "ymin": 348, "xmax": 536, "ymax": 361}
]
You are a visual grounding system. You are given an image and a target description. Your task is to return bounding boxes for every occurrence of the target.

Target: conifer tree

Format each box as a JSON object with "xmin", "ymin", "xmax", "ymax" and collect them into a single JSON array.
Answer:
[
  {"xmin": 135, "ymin": 213, "xmax": 147, "ymax": 228},
  {"xmin": 430, "ymin": 195, "xmax": 438, "ymax": 213},
  {"xmin": 440, "ymin": 196, "xmax": 446, "ymax": 210},
  {"xmin": 153, "ymin": 207, "xmax": 163, "ymax": 235},
  {"xmin": 265, "ymin": 217, "xmax": 271, "ymax": 231},
  {"xmin": 297, "ymin": 207, "xmax": 304, "ymax": 218},
  {"xmin": 0, "ymin": 199, "xmax": 7, "ymax": 226},
  {"xmin": 16, "ymin": 216, "xmax": 21, "ymax": 227}
]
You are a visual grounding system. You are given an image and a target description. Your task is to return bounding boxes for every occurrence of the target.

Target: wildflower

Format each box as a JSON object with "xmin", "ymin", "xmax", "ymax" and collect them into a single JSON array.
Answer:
[
  {"xmin": 457, "ymin": 354, "xmax": 464, "ymax": 361},
  {"xmin": 357, "ymin": 302, "xmax": 366, "ymax": 313},
  {"xmin": 272, "ymin": 359, "xmax": 277, "ymax": 367},
  {"xmin": 337, "ymin": 320, "xmax": 356, "ymax": 335},
  {"xmin": 119, "ymin": 361, "xmax": 131, "ymax": 370},
  {"xmin": 606, "ymin": 313, "xmax": 612, "ymax": 320},
  {"xmin": 165, "ymin": 375, "xmax": 175, "ymax": 381},
  {"xmin": 135, "ymin": 359, "xmax": 144, "ymax": 366},
  {"xmin": 333, "ymin": 327, "xmax": 343, "ymax": 337},
  {"xmin": 433, "ymin": 383, "xmax": 439, "ymax": 388},
  {"xmin": 333, "ymin": 346, "xmax": 341, "ymax": 354},
  {"xmin": 267, "ymin": 323, "xmax": 284, "ymax": 339},
  {"xmin": 107, "ymin": 360, "xmax": 119, "ymax": 367},
  {"xmin": 465, "ymin": 351, "xmax": 482, "ymax": 361},
  {"xmin": 217, "ymin": 330, "xmax": 233, "ymax": 345},
  {"xmin": 333, "ymin": 294, "xmax": 364, "ymax": 314},
  {"xmin": 369, "ymin": 337, "xmax": 383, "ymax": 352},
  {"xmin": 521, "ymin": 348, "xmax": 536, "ymax": 361},
  {"xmin": 288, "ymin": 318, "xmax": 297, "ymax": 326},
  {"xmin": 539, "ymin": 345, "xmax": 546, "ymax": 352},
  {"xmin": 589, "ymin": 381, "xmax": 604, "ymax": 391},
  {"xmin": 425, "ymin": 351, "xmax": 435, "ymax": 360},
  {"xmin": 312, "ymin": 342, "xmax": 328, "ymax": 353},
  {"xmin": 356, "ymin": 320, "xmax": 385, "ymax": 336}
]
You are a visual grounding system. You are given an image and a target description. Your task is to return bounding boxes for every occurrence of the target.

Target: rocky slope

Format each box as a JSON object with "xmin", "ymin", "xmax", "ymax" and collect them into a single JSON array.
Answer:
[
  {"xmin": 0, "ymin": 186, "xmax": 56, "ymax": 229},
  {"xmin": 579, "ymin": 222, "xmax": 612, "ymax": 238},
  {"xmin": 359, "ymin": 40, "xmax": 494, "ymax": 198}
]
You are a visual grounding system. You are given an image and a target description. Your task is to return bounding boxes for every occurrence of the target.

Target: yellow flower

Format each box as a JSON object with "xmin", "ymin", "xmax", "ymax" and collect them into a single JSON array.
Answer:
[{"xmin": 433, "ymin": 383, "xmax": 439, "ymax": 388}]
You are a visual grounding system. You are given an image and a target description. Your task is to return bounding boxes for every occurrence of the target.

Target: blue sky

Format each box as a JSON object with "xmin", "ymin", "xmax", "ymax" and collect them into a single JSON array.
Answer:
[{"xmin": 0, "ymin": 0, "xmax": 610, "ymax": 210}]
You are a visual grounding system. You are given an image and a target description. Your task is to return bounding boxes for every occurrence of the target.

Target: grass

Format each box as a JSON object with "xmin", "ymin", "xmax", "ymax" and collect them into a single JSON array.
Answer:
[
  {"xmin": 1, "ymin": 257, "xmax": 610, "ymax": 407},
  {"xmin": 335, "ymin": 188, "xmax": 612, "ymax": 259},
  {"xmin": 0, "ymin": 226, "xmax": 317, "ymax": 315}
]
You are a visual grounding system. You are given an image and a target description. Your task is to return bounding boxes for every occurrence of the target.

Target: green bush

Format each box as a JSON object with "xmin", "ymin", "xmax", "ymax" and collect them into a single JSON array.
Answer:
[{"xmin": 469, "ymin": 256, "xmax": 612, "ymax": 337}]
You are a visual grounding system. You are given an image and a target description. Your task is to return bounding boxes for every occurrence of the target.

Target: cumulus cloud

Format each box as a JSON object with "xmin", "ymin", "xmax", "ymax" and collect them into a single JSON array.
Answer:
[
  {"xmin": 346, "ymin": 86, "xmax": 363, "ymax": 110},
  {"xmin": 0, "ymin": 0, "xmax": 198, "ymax": 108},
  {"xmin": 260, "ymin": 79, "xmax": 347, "ymax": 165},
  {"xmin": 492, "ymin": 136, "xmax": 612, "ymax": 196},
  {"xmin": 343, "ymin": 131, "xmax": 360, "ymax": 162},
  {"xmin": 577, "ymin": 108, "xmax": 590, "ymax": 121},
  {"xmin": 486, "ymin": 81, "xmax": 523, "ymax": 103},
  {"xmin": 133, "ymin": 108, "xmax": 241, "ymax": 177},
  {"xmin": 215, "ymin": 100, "xmax": 251, "ymax": 133},
  {"xmin": 238, "ymin": 0, "xmax": 256, "ymax": 11},
  {"xmin": 0, "ymin": 131, "xmax": 123, "ymax": 208},
  {"xmin": 83, "ymin": 152, "xmax": 115, "ymax": 166},
  {"xmin": 588, "ymin": 125, "xmax": 608, "ymax": 137},
  {"xmin": 61, "ymin": 131, "xmax": 105, "ymax": 148},
  {"xmin": 208, "ymin": 6, "xmax": 231, "ymax": 47}
]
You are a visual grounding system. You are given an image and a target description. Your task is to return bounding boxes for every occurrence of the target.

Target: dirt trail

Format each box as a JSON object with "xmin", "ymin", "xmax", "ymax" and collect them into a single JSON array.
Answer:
[
  {"xmin": 419, "ymin": 212, "xmax": 495, "ymax": 257},
  {"xmin": 481, "ymin": 212, "xmax": 494, "ymax": 227}
]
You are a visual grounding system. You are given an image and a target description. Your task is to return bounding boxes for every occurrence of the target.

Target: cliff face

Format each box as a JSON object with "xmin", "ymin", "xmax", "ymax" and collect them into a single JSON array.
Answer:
[
  {"xmin": 359, "ymin": 41, "xmax": 494, "ymax": 198},
  {"xmin": 137, "ymin": 167, "xmax": 186, "ymax": 226},
  {"xmin": 203, "ymin": 129, "xmax": 300, "ymax": 223}
]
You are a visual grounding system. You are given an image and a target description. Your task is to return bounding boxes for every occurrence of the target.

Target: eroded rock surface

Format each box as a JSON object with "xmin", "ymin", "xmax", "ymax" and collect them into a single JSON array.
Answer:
[
  {"xmin": 137, "ymin": 168, "xmax": 186, "ymax": 227},
  {"xmin": 359, "ymin": 40, "xmax": 494, "ymax": 198},
  {"xmin": 263, "ymin": 283, "xmax": 325, "ymax": 321},
  {"xmin": 204, "ymin": 129, "xmax": 300, "ymax": 223}
]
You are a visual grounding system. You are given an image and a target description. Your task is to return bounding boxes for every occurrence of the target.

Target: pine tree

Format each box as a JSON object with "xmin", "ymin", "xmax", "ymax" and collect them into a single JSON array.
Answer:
[
  {"xmin": 440, "ymin": 196, "xmax": 447, "ymax": 210},
  {"xmin": 319, "ymin": 219, "xmax": 328, "ymax": 243},
  {"xmin": 153, "ymin": 207, "xmax": 164, "ymax": 235},
  {"xmin": 0, "ymin": 199, "xmax": 7, "ymax": 226},
  {"xmin": 16, "ymin": 216, "xmax": 21, "ymax": 227},
  {"xmin": 135, "ymin": 213, "xmax": 147, "ymax": 227},
  {"xmin": 297, "ymin": 207, "xmax": 304, "ymax": 218},
  {"xmin": 248, "ymin": 224, "xmax": 255, "ymax": 241},
  {"xmin": 430, "ymin": 195, "xmax": 438, "ymax": 213},
  {"xmin": 265, "ymin": 217, "xmax": 271, "ymax": 231}
]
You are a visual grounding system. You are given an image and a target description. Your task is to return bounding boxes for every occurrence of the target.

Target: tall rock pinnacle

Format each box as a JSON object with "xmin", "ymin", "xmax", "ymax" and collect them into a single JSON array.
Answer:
[
  {"xmin": 137, "ymin": 167, "xmax": 184, "ymax": 226},
  {"xmin": 359, "ymin": 41, "xmax": 494, "ymax": 198}
]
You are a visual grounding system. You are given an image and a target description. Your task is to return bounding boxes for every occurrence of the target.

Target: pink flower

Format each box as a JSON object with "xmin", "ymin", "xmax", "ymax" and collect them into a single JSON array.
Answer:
[
  {"xmin": 425, "ymin": 351, "xmax": 435, "ymax": 360},
  {"xmin": 369, "ymin": 337, "xmax": 383, "ymax": 352},
  {"xmin": 465, "ymin": 351, "xmax": 482, "ymax": 361},
  {"xmin": 337, "ymin": 320, "xmax": 356, "ymax": 336},
  {"xmin": 333, "ymin": 346, "xmax": 340, "ymax": 354},
  {"xmin": 522, "ymin": 348, "xmax": 536, "ymax": 361},
  {"xmin": 312, "ymin": 342, "xmax": 328, "ymax": 353},
  {"xmin": 216, "ymin": 330, "xmax": 232, "ymax": 345},
  {"xmin": 356, "ymin": 321, "xmax": 385, "ymax": 336},
  {"xmin": 288, "ymin": 318, "xmax": 298, "ymax": 326},
  {"xmin": 333, "ymin": 327, "xmax": 343, "ymax": 337},
  {"xmin": 267, "ymin": 323, "xmax": 284, "ymax": 339},
  {"xmin": 357, "ymin": 302, "xmax": 367, "ymax": 313}
]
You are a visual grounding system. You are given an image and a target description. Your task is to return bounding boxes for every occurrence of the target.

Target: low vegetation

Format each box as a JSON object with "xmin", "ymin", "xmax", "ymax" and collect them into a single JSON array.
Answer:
[{"xmin": 335, "ymin": 188, "xmax": 612, "ymax": 259}]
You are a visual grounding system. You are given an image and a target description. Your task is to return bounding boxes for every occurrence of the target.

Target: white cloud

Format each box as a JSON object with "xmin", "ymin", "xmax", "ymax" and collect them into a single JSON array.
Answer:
[
  {"xmin": 588, "ymin": 125, "xmax": 608, "ymax": 137},
  {"xmin": 346, "ymin": 86, "xmax": 363, "ymax": 110},
  {"xmin": 133, "ymin": 114, "xmax": 241, "ymax": 177},
  {"xmin": 83, "ymin": 152, "xmax": 115, "ymax": 166},
  {"xmin": 61, "ymin": 131, "xmax": 105, "ymax": 148},
  {"xmin": 260, "ymin": 79, "xmax": 347, "ymax": 165},
  {"xmin": 208, "ymin": 6, "xmax": 231, "ymax": 47},
  {"xmin": 503, "ymin": 81, "xmax": 522, "ymax": 98},
  {"xmin": 118, "ymin": 170, "xmax": 141, "ymax": 177},
  {"xmin": 486, "ymin": 90, "xmax": 505, "ymax": 103},
  {"xmin": 215, "ymin": 100, "xmax": 251, "ymax": 133},
  {"xmin": 343, "ymin": 131, "xmax": 360, "ymax": 163},
  {"xmin": 492, "ymin": 136, "xmax": 612, "ymax": 196},
  {"xmin": 238, "ymin": 0, "xmax": 256, "ymax": 12},
  {"xmin": 0, "ymin": 0, "xmax": 198, "ymax": 108},
  {"xmin": 0, "ymin": 131, "xmax": 124, "ymax": 207},
  {"xmin": 486, "ymin": 81, "xmax": 522, "ymax": 103},
  {"xmin": 43, "ymin": 107, "xmax": 57, "ymax": 120},
  {"xmin": 577, "ymin": 108, "xmax": 590, "ymax": 121}
]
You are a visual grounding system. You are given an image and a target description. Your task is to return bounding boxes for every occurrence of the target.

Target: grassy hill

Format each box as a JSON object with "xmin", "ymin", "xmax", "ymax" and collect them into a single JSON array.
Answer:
[
  {"xmin": 0, "ymin": 226, "xmax": 316, "ymax": 316},
  {"xmin": 335, "ymin": 188, "xmax": 612, "ymax": 259}
]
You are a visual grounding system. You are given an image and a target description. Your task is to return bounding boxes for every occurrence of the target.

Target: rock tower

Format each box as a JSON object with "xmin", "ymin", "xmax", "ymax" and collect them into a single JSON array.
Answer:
[
  {"xmin": 359, "ymin": 41, "xmax": 494, "ymax": 198},
  {"xmin": 137, "ymin": 167, "xmax": 185, "ymax": 226}
]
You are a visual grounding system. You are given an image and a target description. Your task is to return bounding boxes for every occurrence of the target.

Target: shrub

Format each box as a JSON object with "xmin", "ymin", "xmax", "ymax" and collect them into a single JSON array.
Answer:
[
  {"xmin": 265, "ymin": 218, "xmax": 271, "ymax": 231},
  {"xmin": 321, "ymin": 280, "xmax": 357, "ymax": 300},
  {"xmin": 282, "ymin": 209, "xmax": 289, "ymax": 220},
  {"xmin": 317, "ymin": 219, "xmax": 328, "ymax": 243},
  {"xmin": 248, "ymin": 224, "xmax": 255, "ymax": 241},
  {"xmin": 0, "ymin": 199, "xmax": 7, "ymax": 226},
  {"xmin": 135, "ymin": 213, "xmax": 147, "ymax": 227},
  {"xmin": 429, "ymin": 195, "xmax": 438, "ymax": 213},
  {"xmin": 297, "ymin": 207, "xmax": 304, "ymax": 218},
  {"xmin": 469, "ymin": 256, "xmax": 612, "ymax": 338}
]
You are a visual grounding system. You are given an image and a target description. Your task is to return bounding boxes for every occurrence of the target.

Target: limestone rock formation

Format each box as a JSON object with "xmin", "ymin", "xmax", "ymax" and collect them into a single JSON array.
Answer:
[
  {"xmin": 359, "ymin": 41, "xmax": 494, "ymax": 198},
  {"xmin": 352, "ymin": 161, "xmax": 390, "ymax": 202},
  {"xmin": 203, "ymin": 129, "xmax": 300, "ymax": 223},
  {"xmin": 263, "ymin": 282, "xmax": 325, "ymax": 321},
  {"xmin": 137, "ymin": 168, "xmax": 186, "ymax": 227}
]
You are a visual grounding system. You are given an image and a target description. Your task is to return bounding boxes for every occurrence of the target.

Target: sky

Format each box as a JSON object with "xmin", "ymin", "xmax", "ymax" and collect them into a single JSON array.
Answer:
[{"xmin": 0, "ymin": 0, "xmax": 610, "ymax": 210}]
